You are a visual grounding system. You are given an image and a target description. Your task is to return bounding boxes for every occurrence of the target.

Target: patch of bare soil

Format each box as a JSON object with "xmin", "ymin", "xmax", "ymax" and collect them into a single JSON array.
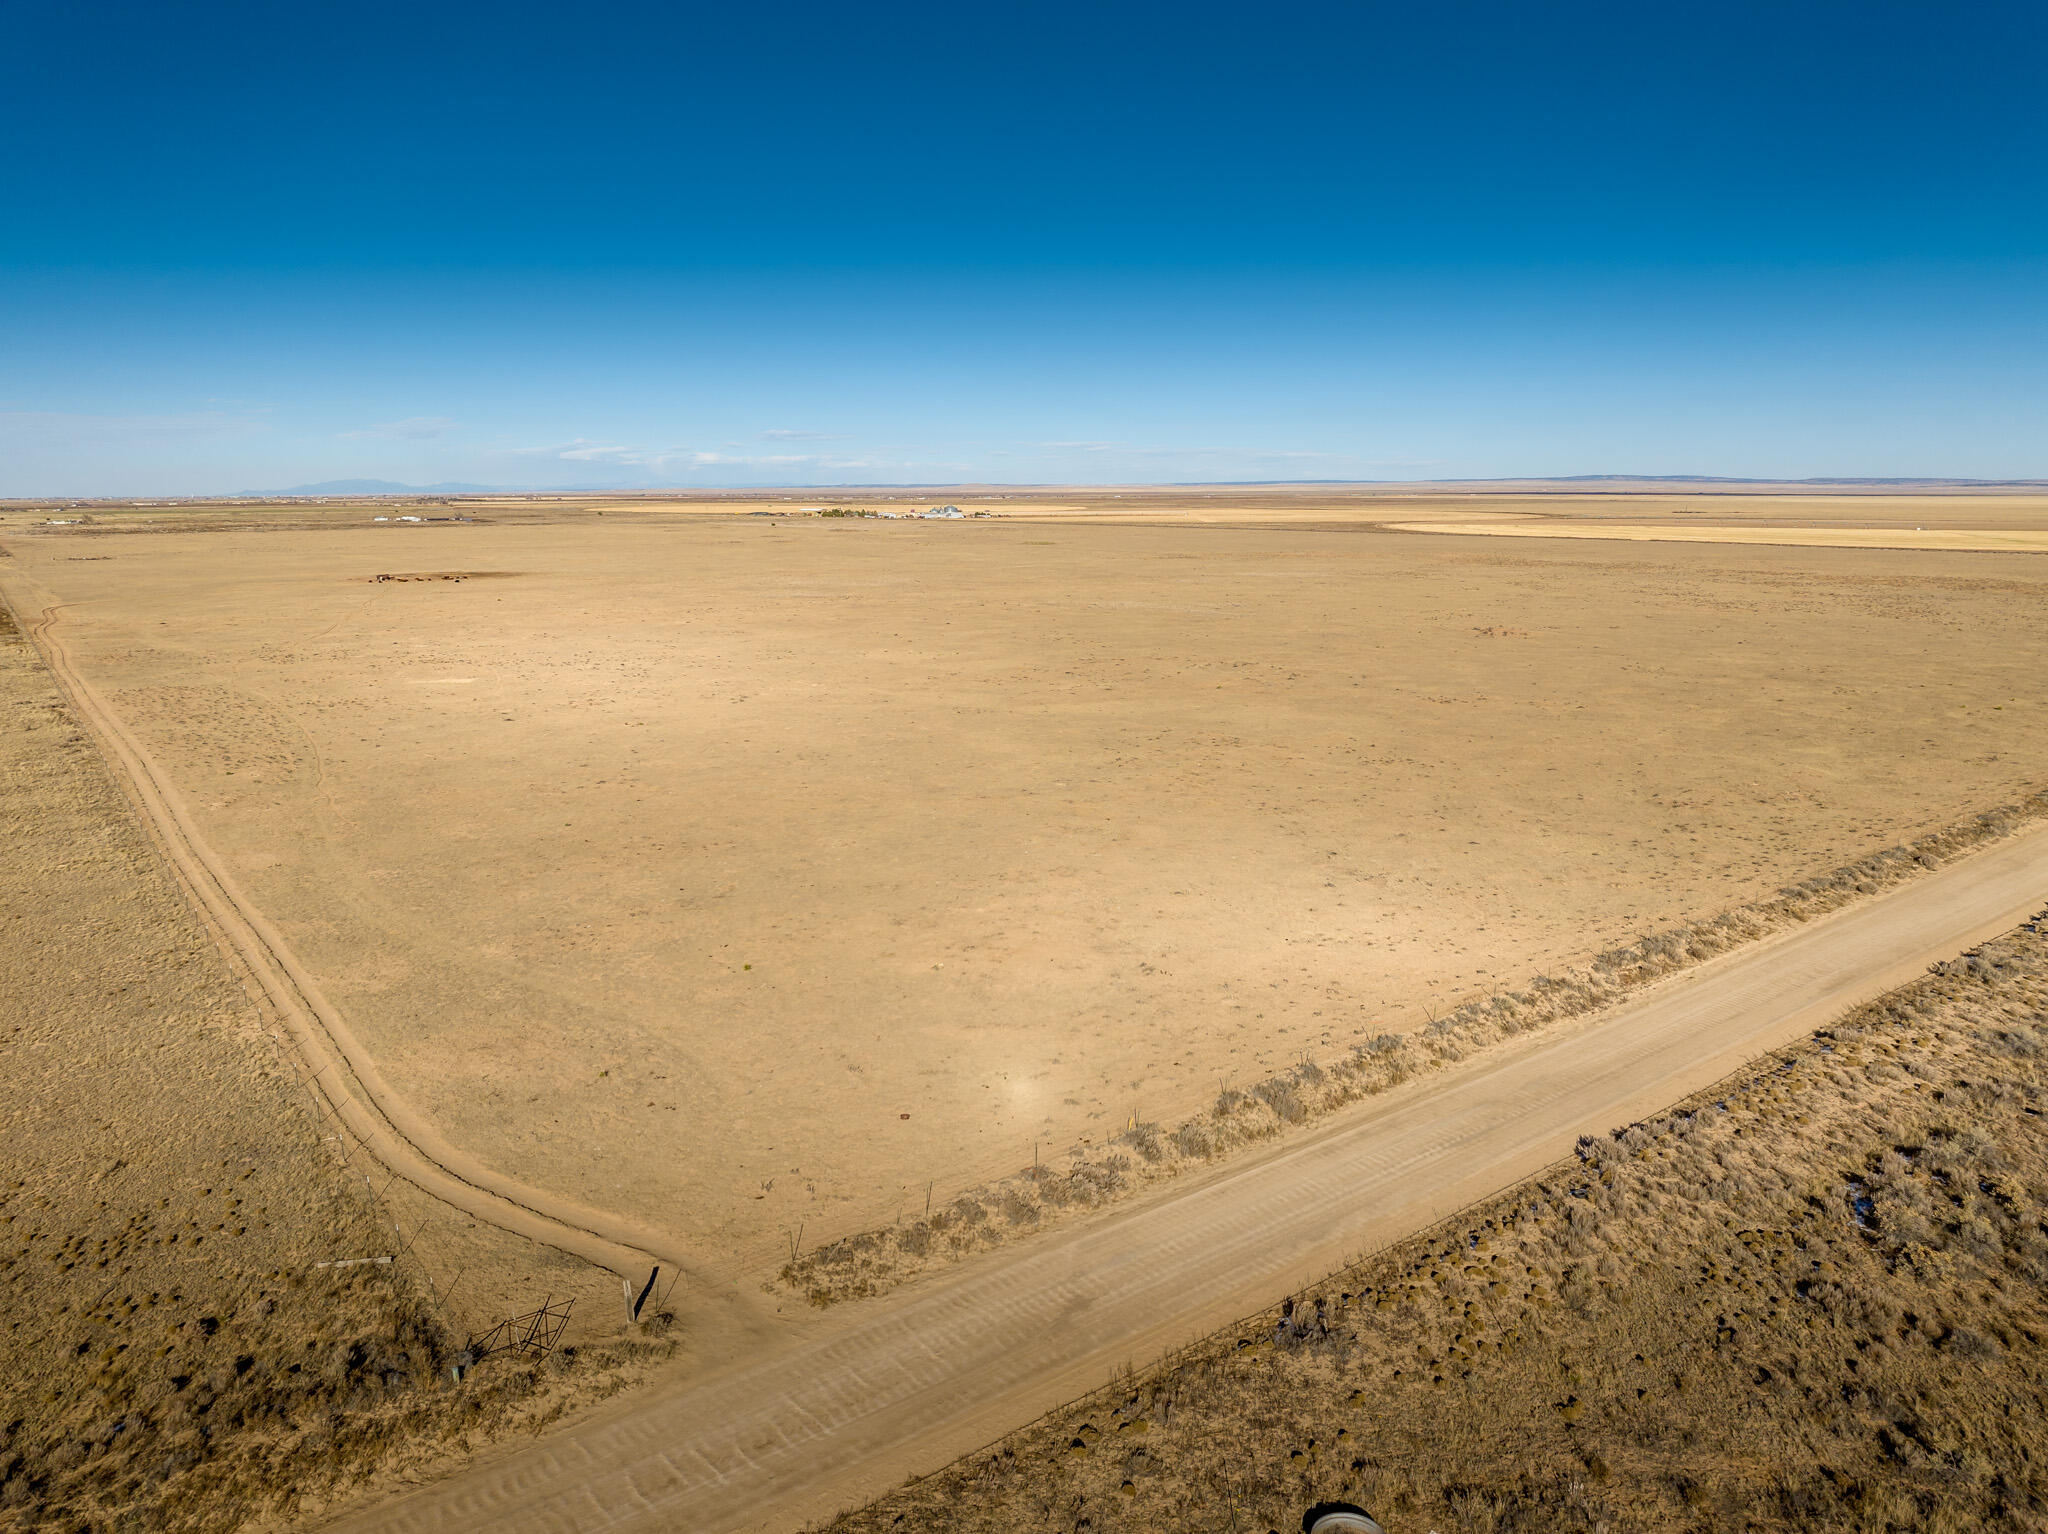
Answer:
[
  {"xmin": 830, "ymin": 915, "xmax": 2048, "ymax": 1533},
  {"xmin": 782, "ymin": 790, "xmax": 2048, "ymax": 1307},
  {"xmin": 0, "ymin": 607, "xmax": 670, "ymax": 1533},
  {"xmin": 11, "ymin": 517, "xmax": 2048, "ymax": 1293}
]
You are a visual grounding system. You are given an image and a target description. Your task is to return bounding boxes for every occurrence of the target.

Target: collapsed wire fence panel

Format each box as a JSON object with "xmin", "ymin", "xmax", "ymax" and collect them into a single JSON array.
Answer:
[{"xmin": 463, "ymin": 1296, "xmax": 575, "ymax": 1368}]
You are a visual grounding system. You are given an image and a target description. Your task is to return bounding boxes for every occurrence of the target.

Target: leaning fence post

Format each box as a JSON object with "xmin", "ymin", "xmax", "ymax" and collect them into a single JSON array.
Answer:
[{"xmin": 632, "ymin": 1265, "xmax": 660, "ymax": 1322}]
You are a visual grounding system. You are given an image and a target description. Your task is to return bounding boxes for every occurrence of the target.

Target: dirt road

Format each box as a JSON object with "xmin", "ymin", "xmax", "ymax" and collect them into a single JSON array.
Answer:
[
  {"xmin": 5, "ymin": 587, "xmax": 707, "ymax": 1288},
  {"xmin": 331, "ymin": 824, "xmax": 2048, "ymax": 1534}
]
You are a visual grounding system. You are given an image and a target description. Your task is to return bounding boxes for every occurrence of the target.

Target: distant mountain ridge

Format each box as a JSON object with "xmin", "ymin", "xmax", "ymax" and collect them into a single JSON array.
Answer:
[
  {"xmin": 260, "ymin": 479, "xmax": 511, "ymax": 495},
  {"xmin": 232, "ymin": 474, "xmax": 2048, "ymax": 497}
]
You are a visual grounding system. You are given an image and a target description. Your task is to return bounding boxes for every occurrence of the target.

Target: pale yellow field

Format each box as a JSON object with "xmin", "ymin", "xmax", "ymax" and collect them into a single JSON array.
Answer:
[
  {"xmin": 1393, "ymin": 520, "xmax": 2048, "ymax": 552},
  {"xmin": 6, "ymin": 491, "xmax": 2047, "ymax": 1287}
]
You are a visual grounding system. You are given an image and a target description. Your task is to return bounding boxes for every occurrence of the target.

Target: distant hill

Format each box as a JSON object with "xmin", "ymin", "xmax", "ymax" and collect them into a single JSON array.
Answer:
[{"xmin": 262, "ymin": 479, "xmax": 510, "ymax": 496}]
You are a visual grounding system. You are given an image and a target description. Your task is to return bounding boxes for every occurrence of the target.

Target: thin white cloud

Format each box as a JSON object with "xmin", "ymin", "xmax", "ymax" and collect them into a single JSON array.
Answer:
[
  {"xmin": 564, "ymin": 443, "xmax": 653, "ymax": 463},
  {"xmin": 758, "ymin": 428, "xmax": 843, "ymax": 442},
  {"xmin": 685, "ymin": 450, "xmax": 829, "ymax": 467},
  {"xmin": 490, "ymin": 430, "xmax": 1039, "ymax": 483},
  {"xmin": 510, "ymin": 438, "xmax": 643, "ymax": 462},
  {"xmin": 337, "ymin": 416, "xmax": 457, "ymax": 440},
  {"xmin": 1030, "ymin": 440, "xmax": 1446, "ymax": 470},
  {"xmin": 504, "ymin": 431, "xmax": 1442, "ymax": 483},
  {"xmin": 511, "ymin": 439, "xmax": 886, "ymax": 472}
]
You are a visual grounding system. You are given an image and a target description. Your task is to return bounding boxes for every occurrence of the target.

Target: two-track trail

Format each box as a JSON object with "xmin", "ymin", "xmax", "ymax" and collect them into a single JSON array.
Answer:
[
  {"xmin": 330, "ymin": 826, "xmax": 2048, "ymax": 1533},
  {"xmin": 5, "ymin": 587, "xmax": 709, "ymax": 1286}
]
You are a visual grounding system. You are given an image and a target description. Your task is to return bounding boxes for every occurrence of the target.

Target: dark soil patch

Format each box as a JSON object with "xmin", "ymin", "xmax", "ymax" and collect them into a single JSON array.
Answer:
[{"xmin": 366, "ymin": 571, "xmax": 523, "ymax": 583}]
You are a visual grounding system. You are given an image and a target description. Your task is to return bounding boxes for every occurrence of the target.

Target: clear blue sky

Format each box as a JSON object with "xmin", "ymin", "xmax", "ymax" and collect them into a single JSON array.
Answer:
[{"xmin": 3, "ymin": 0, "xmax": 2043, "ymax": 493}]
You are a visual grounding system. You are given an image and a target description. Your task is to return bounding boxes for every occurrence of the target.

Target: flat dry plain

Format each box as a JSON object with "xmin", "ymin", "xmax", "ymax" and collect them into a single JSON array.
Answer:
[{"xmin": 5, "ymin": 489, "xmax": 2047, "ymax": 1296}]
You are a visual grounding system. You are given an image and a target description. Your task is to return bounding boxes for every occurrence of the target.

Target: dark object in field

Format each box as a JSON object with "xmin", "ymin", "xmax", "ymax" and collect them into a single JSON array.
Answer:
[
  {"xmin": 368, "ymin": 570, "xmax": 521, "ymax": 583},
  {"xmin": 633, "ymin": 1265, "xmax": 660, "ymax": 1320}
]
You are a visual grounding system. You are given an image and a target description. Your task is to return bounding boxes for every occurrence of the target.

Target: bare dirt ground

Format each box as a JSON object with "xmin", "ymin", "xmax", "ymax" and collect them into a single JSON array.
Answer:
[
  {"xmin": 3, "ymin": 485, "xmax": 2046, "ymax": 1530},
  {"xmin": 781, "ymin": 789, "xmax": 2046, "ymax": 1308},
  {"xmin": 834, "ymin": 911, "xmax": 2048, "ymax": 1534},
  {"xmin": 321, "ymin": 824, "xmax": 2048, "ymax": 1534},
  {"xmin": 0, "ymin": 595, "xmax": 678, "ymax": 1533},
  {"xmin": 2, "ymin": 493, "xmax": 2045, "ymax": 1295}
]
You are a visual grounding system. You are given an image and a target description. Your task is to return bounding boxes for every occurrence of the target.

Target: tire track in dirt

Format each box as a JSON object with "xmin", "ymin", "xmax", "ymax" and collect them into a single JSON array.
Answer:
[
  {"xmin": 327, "ymin": 822, "xmax": 2048, "ymax": 1534},
  {"xmin": 7, "ymin": 588, "xmax": 709, "ymax": 1286}
]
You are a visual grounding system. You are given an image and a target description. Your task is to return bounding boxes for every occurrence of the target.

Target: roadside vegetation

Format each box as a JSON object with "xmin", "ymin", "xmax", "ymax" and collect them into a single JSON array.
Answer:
[
  {"xmin": 781, "ymin": 791, "xmax": 2048, "ymax": 1308},
  {"xmin": 826, "ymin": 912, "xmax": 2048, "ymax": 1532}
]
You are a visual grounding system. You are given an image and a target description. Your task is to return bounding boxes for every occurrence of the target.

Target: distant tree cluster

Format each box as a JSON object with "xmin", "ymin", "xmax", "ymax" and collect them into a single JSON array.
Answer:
[{"xmin": 815, "ymin": 507, "xmax": 877, "ymax": 518}]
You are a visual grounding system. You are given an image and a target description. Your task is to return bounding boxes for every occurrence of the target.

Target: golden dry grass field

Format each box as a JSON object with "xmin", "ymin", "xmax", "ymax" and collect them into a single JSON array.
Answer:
[{"xmin": 3, "ymin": 490, "xmax": 2046, "ymax": 1301}]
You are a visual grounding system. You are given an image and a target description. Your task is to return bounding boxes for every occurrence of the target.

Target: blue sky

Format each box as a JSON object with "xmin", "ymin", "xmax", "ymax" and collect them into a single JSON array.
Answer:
[{"xmin": 3, "ymin": 0, "xmax": 2043, "ymax": 493}]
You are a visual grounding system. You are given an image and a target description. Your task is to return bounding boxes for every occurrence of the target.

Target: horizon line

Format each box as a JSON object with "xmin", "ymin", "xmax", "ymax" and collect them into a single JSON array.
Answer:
[{"xmin": 11, "ymin": 473, "xmax": 2048, "ymax": 502}]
